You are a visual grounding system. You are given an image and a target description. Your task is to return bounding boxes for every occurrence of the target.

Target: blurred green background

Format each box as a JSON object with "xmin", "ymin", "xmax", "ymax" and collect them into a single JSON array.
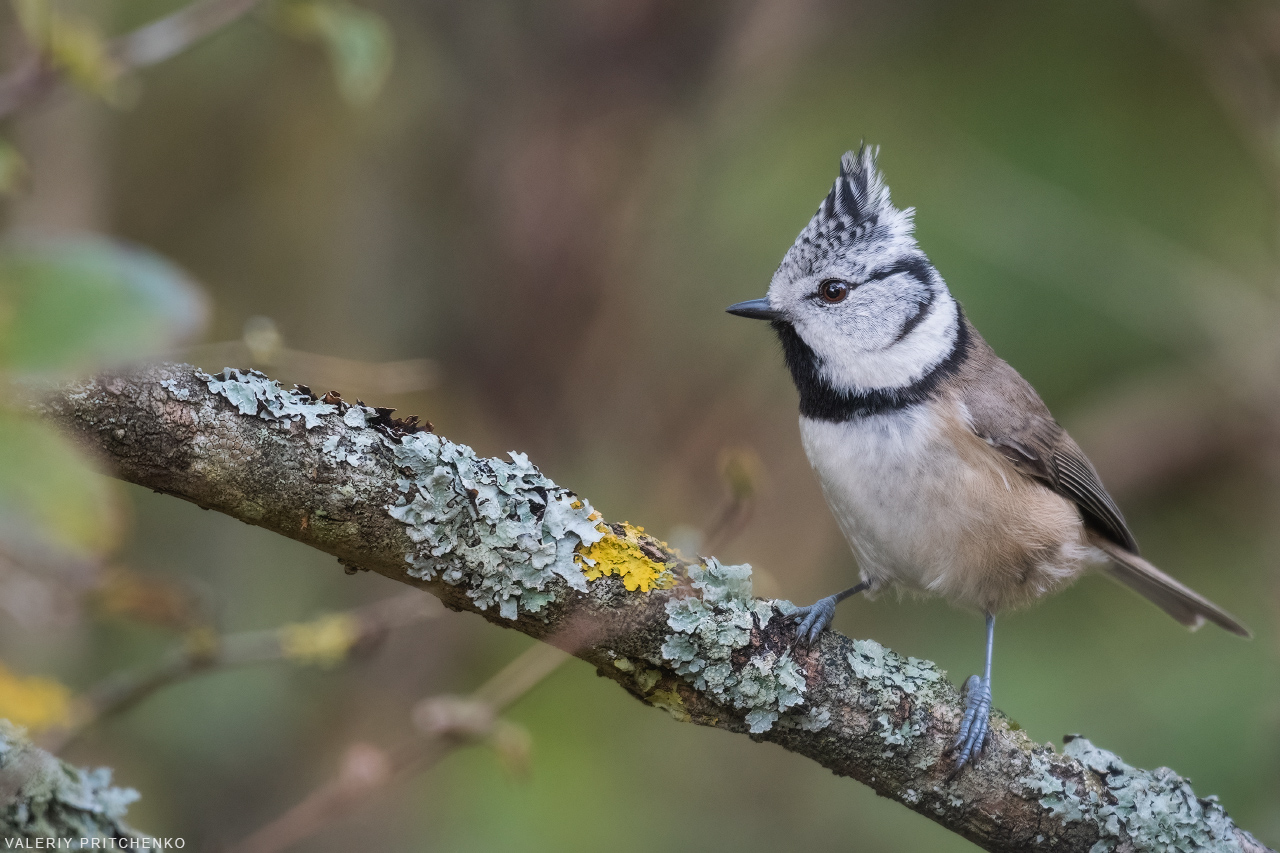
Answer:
[{"xmin": 0, "ymin": 0, "xmax": 1278, "ymax": 850}]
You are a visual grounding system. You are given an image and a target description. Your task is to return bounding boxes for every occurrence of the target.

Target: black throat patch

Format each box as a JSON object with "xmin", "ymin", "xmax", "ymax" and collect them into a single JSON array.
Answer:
[{"xmin": 772, "ymin": 302, "xmax": 971, "ymax": 421}]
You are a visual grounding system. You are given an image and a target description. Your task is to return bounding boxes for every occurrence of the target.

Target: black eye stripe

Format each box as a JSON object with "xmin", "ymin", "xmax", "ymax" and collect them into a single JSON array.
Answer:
[
  {"xmin": 809, "ymin": 256, "xmax": 934, "ymax": 301},
  {"xmin": 891, "ymin": 289, "xmax": 936, "ymax": 344},
  {"xmin": 864, "ymin": 256, "xmax": 934, "ymax": 286}
]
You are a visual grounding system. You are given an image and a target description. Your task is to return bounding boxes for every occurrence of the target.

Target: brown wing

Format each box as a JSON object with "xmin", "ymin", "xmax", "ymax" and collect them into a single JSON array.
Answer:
[
  {"xmin": 951, "ymin": 327, "xmax": 1248, "ymax": 635},
  {"xmin": 1049, "ymin": 444, "xmax": 1137, "ymax": 553},
  {"xmin": 953, "ymin": 336, "xmax": 1139, "ymax": 553}
]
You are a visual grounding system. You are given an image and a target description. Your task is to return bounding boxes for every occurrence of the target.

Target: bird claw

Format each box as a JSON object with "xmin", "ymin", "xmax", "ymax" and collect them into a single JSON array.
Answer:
[
  {"xmin": 791, "ymin": 595, "xmax": 838, "ymax": 647},
  {"xmin": 948, "ymin": 674, "xmax": 992, "ymax": 771}
]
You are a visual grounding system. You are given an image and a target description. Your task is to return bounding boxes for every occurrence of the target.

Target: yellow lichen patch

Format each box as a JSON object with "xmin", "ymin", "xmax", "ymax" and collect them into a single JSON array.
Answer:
[
  {"xmin": 577, "ymin": 523, "xmax": 675, "ymax": 592},
  {"xmin": 648, "ymin": 688, "xmax": 691, "ymax": 723},
  {"xmin": 184, "ymin": 625, "xmax": 221, "ymax": 663},
  {"xmin": 0, "ymin": 662, "xmax": 72, "ymax": 732},
  {"xmin": 634, "ymin": 668, "xmax": 661, "ymax": 693},
  {"xmin": 279, "ymin": 613, "xmax": 361, "ymax": 667}
]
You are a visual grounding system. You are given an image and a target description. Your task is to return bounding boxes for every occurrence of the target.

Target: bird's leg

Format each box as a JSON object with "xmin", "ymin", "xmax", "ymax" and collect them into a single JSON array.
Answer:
[
  {"xmin": 950, "ymin": 612, "xmax": 995, "ymax": 770},
  {"xmin": 791, "ymin": 580, "xmax": 871, "ymax": 646}
]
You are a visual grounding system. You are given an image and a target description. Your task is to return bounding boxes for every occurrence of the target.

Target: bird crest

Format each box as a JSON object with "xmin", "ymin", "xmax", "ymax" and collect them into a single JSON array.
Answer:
[
  {"xmin": 824, "ymin": 145, "xmax": 892, "ymax": 230},
  {"xmin": 781, "ymin": 145, "xmax": 917, "ymax": 278}
]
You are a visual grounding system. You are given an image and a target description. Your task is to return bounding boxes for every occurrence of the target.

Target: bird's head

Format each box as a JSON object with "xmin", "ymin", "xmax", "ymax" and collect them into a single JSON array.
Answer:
[{"xmin": 728, "ymin": 146, "xmax": 961, "ymax": 398}]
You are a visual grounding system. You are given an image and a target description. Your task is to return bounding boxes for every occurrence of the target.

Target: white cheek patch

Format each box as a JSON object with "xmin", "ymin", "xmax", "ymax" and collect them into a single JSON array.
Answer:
[{"xmin": 817, "ymin": 292, "xmax": 958, "ymax": 391}]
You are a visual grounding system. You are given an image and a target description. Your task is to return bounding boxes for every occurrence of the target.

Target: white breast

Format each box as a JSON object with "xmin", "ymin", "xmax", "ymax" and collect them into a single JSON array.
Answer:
[
  {"xmin": 800, "ymin": 408, "xmax": 954, "ymax": 590},
  {"xmin": 798, "ymin": 405, "xmax": 1092, "ymax": 611}
]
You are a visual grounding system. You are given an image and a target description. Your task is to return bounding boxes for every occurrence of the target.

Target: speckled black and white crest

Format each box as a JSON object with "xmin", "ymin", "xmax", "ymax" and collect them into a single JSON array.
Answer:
[
  {"xmin": 776, "ymin": 145, "xmax": 918, "ymax": 282},
  {"xmin": 764, "ymin": 146, "xmax": 959, "ymax": 406}
]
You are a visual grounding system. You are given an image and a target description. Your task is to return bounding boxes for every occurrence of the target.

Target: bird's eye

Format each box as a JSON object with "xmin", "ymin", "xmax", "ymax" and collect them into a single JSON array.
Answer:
[{"xmin": 818, "ymin": 279, "xmax": 850, "ymax": 304}]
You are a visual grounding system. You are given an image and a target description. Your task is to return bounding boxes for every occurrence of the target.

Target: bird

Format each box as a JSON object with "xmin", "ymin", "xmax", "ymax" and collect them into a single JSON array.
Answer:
[{"xmin": 726, "ymin": 145, "xmax": 1250, "ymax": 770}]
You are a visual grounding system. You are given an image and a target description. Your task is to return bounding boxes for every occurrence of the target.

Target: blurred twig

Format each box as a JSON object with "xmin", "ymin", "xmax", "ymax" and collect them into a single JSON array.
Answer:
[
  {"xmin": 702, "ymin": 446, "xmax": 762, "ymax": 553},
  {"xmin": 114, "ymin": 0, "xmax": 264, "ymax": 68},
  {"xmin": 224, "ymin": 642, "xmax": 567, "ymax": 853},
  {"xmin": 36, "ymin": 591, "xmax": 440, "ymax": 754},
  {"xmin": 181, "ymin": 342, "xmax": 439, "ymax": 397},
  {"xmin": 175, "ymin": 315, "xmax": 440, "ymax": 396},
  {"xmin": 0, "ymin": 0, "xmax": 268, "ymax": 119}
]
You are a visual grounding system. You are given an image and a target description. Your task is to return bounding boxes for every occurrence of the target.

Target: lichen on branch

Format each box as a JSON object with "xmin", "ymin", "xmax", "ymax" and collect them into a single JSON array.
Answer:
[
  {"xmin": 387, "ymin": 430, "xmax": 603, "ymax": 619},
  {"xmin": 199, "ymin": 369, "xmax": 824, "ymax": 736},
  {"xmin": 36, "ymin": 363, "xmax": 1275, "ymax": 853},
  {"xmin": 660, "ymin": 559, "xmax": 814, "ymax": 734},
  {"xmin": 0, "ymin": 721, "xmax": 148, "ymax": 842}
]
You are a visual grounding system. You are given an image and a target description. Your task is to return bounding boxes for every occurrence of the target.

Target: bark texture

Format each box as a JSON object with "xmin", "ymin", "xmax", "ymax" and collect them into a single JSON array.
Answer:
[{"xmin": 38, "ymin": 363, "xmax": 1274, "ymax": 853}]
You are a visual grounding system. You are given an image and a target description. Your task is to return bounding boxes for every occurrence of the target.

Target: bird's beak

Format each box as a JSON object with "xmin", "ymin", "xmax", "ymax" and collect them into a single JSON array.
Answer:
[{"xmin": 726, "ymin": 298, "xmax": 782, "ymax": 321}]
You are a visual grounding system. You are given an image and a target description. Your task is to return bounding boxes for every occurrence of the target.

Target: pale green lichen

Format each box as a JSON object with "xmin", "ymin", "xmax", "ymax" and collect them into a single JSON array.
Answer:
[
  {"xmin": 0, "ymin": 721, "xmax": 145, "ymax": 841},
  {"xmin": 203, "ymin": 367, "xmax": 604, "ymax": 621},
  {"xmin": 204, "ymin": 368, "xmax": 336, "ymax": 428},
  {"xmin": 845, "ymin": 639, "xmax": 945, "ymax": 750},
  {"xmin": 388, "ymin": 432, "xmax": 604, "ymax": 619},
  {"xmin": 158, "ymin": 378, "xmax": 190, "ymax": 400},
  {"xmin": 779, "ymin": 705, "xmax": 832, "ymax": 732},
  {"xmin": 1045, "ymin": 737, "xmax": 1248, "ymax": 853},
  {"xmin": 322, "ymin": 409, "xmax": 378, "ymax": 468},
  {"xmin": 1022, "ymin": 747, "xmax": 1095, "ymax": 823},
  {"xmin": 660, "ymin": 559, "xmax": 818, "ymax": 734}
]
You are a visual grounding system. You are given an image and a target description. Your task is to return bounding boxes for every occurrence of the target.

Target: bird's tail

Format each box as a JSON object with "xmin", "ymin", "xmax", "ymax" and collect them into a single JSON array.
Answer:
[{"xmin": 1091, "ymin": 536, "xmax": 1250, "ymax": 638}]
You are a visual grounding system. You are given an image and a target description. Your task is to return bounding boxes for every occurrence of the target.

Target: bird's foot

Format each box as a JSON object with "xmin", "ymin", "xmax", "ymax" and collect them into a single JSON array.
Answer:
[
  {"xmin": 948, "ymin": 674, "xmax": 991, "ymax": 771},
  {"xmin": 791, "ymin": 595, "xmax": 839, "ymax": 646}
]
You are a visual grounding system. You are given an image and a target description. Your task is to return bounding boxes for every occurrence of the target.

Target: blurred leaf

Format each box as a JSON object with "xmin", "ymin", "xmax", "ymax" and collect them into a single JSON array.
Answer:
[
  {"xmin": 10, "ymin": 0, "xmax": 51, "ymax": 43},
  {"xmin": 0, "ymin": 409, "xmax": 118, "ymax": 554},
  {"xmin": 183, "ymin": 626, "xmax": 220, "ymax": 663},
  {"xmin": 0, "ymin": 238, "xmax": 207, "ymax": 375},
  {"xmin": 278, "ymin": 613, "xmax": 360, "ymax": 667},
  {"xmin": 11, "ymin": 0, "xmax": 121, "ymax": 98},
  {"xmin": 274, "ymin": 0, "xmax": 393, "ymax": 105},
  {"xmin": 0, "ymin": 140, "xmax": 27, "ymax": 196},
  {"xmin": 48, "ymin": 14, "xmax": 120, "ymax": 96},
  {"xmin": 0, "ymin": 660, "xmax": 72, "ymax": 732}
]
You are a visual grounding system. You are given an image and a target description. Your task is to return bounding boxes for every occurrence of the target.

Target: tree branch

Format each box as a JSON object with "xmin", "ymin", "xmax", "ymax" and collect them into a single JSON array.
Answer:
[{"xmin": 39, "ymin": 363, "xmax": 1275, "ymax": 853}]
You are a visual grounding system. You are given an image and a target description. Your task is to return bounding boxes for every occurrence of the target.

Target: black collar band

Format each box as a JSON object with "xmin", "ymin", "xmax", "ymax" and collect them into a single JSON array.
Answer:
[{"xmin": 772, "ymin": 303, "xmax": 970, "ymax": 421}]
